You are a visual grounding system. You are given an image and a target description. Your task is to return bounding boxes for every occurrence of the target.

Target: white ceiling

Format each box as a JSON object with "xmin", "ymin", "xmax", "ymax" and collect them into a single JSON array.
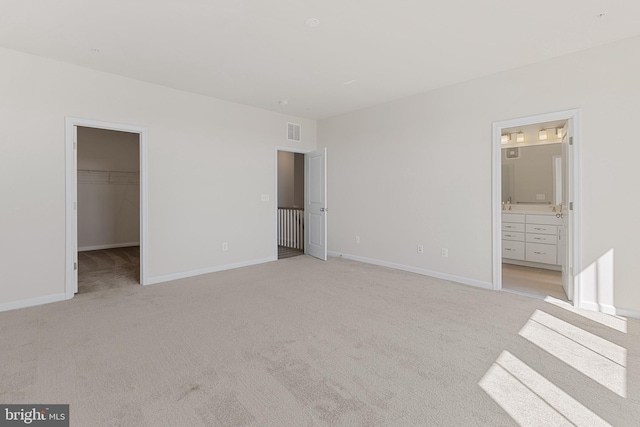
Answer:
[{"xmin": 2, "ymin": 1, "xmax": 640, "ymax": 119}]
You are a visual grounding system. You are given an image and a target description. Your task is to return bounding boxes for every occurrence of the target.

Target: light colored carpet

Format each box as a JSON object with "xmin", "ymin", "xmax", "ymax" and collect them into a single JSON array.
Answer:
[
  {"xmin": 78, "ymin": 246, "xmax": 140, "ymax": 294},
  {"xmin": 1, "ymin": 256, "xmax": 638, "ymax": 426}
]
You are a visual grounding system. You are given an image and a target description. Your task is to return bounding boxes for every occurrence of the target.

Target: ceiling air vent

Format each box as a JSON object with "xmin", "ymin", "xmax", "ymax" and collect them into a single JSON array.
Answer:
[
  {"xmin": 287, "ymin": 122, "xmax": 301, "ymax": 142},
  {"xmin": 505, "ymin": 147, "xmax": 520, "ymax": 159}
]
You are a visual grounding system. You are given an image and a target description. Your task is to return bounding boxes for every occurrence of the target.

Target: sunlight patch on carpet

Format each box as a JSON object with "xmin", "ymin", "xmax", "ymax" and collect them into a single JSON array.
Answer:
[
  {"xmin": 544, "ymin": 296, "xmax": 627, "ymax": 333},
  {"xmin": 519, "ymin": 310, "xmax": 626, "ymax": 397},
  {"xmin": 479, "ymin": 351, "xmax": 610, "ymax": 427}
]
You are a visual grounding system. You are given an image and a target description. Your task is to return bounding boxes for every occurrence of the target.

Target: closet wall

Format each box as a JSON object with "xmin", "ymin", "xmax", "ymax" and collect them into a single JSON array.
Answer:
[
  {"xmin": 77, "ymin": 127, "xmax": 140, "ymax": 251},
  {"xmin": 277, "ymin": 151, "xmax": 304, "ymax": 208}
]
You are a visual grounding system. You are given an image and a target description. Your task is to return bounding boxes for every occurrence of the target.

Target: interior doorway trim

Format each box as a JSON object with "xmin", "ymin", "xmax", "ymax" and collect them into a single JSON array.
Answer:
[
  {"xmin": 492, "ymin": 109, "xmax": 582, "ymax": 306},
  {"xmin": 65, "ymin": 117, "xmax": 149, "ymax": 298},
  {"xmin": 274, "ymin": 146, "xmax": 312, "ymax": 258}
]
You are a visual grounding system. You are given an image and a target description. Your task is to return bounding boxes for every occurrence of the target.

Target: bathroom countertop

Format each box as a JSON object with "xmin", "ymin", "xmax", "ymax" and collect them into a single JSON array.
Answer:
[{"xmin": 502, "ymin": 206, "xmax": 560, "ymax": 215}]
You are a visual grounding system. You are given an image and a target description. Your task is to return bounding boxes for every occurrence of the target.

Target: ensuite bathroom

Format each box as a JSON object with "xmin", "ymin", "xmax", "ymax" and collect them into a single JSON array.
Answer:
[{"xmin": 501, "ymin": 120, "xmax": 570, "ymax": 301}]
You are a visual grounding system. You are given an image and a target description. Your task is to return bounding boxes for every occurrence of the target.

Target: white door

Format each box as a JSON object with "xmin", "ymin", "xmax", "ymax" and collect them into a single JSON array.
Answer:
[
  {"xmin": 560, "ymin": 121, "xmax": 573, "ymax": 300},
  {"xmin": 305, "ymin": 148, "xmax": 327, "ymax": 260}
]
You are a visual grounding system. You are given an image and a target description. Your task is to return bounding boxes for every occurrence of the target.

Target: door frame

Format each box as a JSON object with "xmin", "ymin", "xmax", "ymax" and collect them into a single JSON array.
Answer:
[
  {"xmin": 65, "ymin": 117, "xmax": 149, "ymax": 298},
  {"xmin": 274, "ymin": 146, "xmax": 312, "ymax": 258},
  {"xmin": 491, "ymin": 109, "xmax": 582, "ymax": 306}
]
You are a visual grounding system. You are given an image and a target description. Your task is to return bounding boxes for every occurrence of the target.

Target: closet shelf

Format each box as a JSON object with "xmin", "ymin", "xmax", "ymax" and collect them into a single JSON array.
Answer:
[{"xmin": 78, "ymin": 169, "xmax": 139, "ymax": 185}]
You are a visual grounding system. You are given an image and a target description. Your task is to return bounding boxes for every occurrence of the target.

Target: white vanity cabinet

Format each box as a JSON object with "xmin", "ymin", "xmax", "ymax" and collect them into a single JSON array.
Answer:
[
  {"xmin": 502, "ymin": 214, "xmax": 525, "ymax": 260},
  {"xmin": 502, "ymin": 212, "xmax": 562, "ymax": 269}
]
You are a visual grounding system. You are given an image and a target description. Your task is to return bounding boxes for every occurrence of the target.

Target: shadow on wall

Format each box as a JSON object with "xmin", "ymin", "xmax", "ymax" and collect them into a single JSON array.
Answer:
[
  {"xmin": 479, "ymin": 296, "xmax": 632, "ymax": 426},
  {"xmin": 577, "ymin": 248, "xmax": 616, "ymax": 315}
]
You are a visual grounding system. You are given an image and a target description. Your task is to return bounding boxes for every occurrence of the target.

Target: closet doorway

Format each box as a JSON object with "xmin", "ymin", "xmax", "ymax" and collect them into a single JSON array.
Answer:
[
  {"xmin": 76, "ymin": 127, "xmax": 140, "ymax": 293},
  {"xmin": 65, "ymin": 118, "xmax": 148, "ymax": 299},
  {"xmin": 492, "ymin": 110, "xmax": 582, "ymax": 306}
]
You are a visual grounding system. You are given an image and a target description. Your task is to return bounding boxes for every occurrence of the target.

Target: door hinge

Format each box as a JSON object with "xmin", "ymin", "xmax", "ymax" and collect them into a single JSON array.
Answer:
[
  {"xmin": 74, "ymin": 262, "xmax": 77, "ymax": 271},
  {"xmin": 569, "ymin": 136, "xmax": 573, "ymax": 145},
  {"xmin": 569, "ymin": 202, "xmax": 573, "ymax": 210}
]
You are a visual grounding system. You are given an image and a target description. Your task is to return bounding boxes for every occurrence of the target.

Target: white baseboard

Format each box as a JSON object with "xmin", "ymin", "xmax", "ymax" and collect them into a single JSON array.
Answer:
[
  {"xmin": 0, "ymin": 293, "xmax": 69, "ymax": 313},
  {"xmin": 615, "ymin": 307, "xmax": 640, "ymax": 319},
  {"xmin": 596, "ymin": 303, "xmax": 617, "ymax": 316},
  {"xmin": 579, "ymin": 301, "xmax": 600, "ymax": 313},
  {"xmin": 580, "ymin": 301, "xmax": 640, "ymax": 320},
  {"xmin": 328, "ymin": 251, "xmax": 493, "ymax": 290},
  {"xmin": 79, "ymin": 242, "xmax": 140, "ymax": 252},
  {"xmin": 146, "ymin": 256, "xmax": 277, "ymax": 286}
]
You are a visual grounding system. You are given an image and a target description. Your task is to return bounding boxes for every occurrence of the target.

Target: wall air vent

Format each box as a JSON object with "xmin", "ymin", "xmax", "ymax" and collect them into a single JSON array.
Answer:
[
  {"xmin": 287, "ymin": 122, "xmax": 301, "ymax": 142},
  {"xmin": 505, "ymin": 147, "xmax": 520, "ymax": 159}
]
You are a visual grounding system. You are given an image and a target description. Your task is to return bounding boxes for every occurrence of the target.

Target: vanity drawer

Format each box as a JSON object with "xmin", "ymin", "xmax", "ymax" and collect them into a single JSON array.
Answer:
[
  {"xmin": 526, "ymin": 214, "xmax": 562, "ymax": 225},
  {"xmin": 526, "ymin": 233, "xmax": 557, "ymax": 244},
  {"xmin": 526, "ymin": 224, "xmax": 557, "ymax": 235},
  {"xmin": 502, "ymin": 231, "xmax": 524, "ymax": 241},
  {"xmin": 502, "ymin": 240, "xmax": 525, "ymax": 260},
  {"xmin": 526, "ymin": 242, "xmax": 557, "ymax": 264},
  {"xmin": 502, "ymin": 213, "xmax": 525, "ymax": 223},
  {"xmin": 503, "ymin": 222, "xmax": 525, "ymax": 232}
]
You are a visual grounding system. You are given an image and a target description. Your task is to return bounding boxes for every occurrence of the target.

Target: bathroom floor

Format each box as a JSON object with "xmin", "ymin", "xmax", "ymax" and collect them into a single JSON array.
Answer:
[{"xmin": 502, "ymin": 263, "xmax": 568, "ymax": 301}]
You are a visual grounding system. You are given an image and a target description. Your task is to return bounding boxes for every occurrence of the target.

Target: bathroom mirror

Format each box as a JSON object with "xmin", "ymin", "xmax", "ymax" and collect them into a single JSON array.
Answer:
[{"xmin": 502, "ymin": 143, "xmax": 562, "ymax": 204}]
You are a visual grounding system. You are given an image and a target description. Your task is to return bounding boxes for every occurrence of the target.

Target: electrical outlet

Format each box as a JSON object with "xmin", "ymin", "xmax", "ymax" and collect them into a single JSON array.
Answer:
[
  {"xmin": 356, "ymin": 236, "xmax": 360, "ymax": 244},
  {"xmin": 441, "ymin": 248, "xmax": 448, "ymax": 257},
  {"xmin": 222, "ymin": 242, "xmax": 228, "ymax": 251},
  {"xmin": 417, "ymin": 244, "xmax": 424, "ymax": 254}
]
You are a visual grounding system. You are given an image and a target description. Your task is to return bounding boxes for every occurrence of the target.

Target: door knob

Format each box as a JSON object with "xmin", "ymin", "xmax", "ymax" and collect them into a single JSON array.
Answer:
[{"xmin": 320, "ymin": 208, "xmax": 328, "ymax": 212}]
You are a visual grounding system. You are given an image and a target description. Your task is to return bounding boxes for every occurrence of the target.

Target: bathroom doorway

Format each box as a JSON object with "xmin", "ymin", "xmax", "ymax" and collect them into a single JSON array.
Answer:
[{"xmin": 492, "ymin": 110, "xmax": 582, "ymax": 305}]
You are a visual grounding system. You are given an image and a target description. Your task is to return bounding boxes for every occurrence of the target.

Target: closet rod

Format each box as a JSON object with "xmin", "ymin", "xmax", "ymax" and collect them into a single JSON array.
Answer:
[{"xmin": 77, "ymin": 169, "xmax": 139, "ymax": 174}]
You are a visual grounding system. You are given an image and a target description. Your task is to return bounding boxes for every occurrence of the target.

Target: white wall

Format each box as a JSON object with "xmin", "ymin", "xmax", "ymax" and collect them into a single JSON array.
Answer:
[
  {"xmin": 277, "ymin": 151, "xmax": 295, "ymax": 207},
  {"xmin": 77, "ymin": 127, "xmax": 140, "ymax": 250},
  {"xmin": 293, "ymin": 153, "xmax": 304, "ymax": 208},
  {"xmin": 0, "ymin": 47, "xmax": 316, "ymax": 307},
  {"xmin": 318, "ymin": 35, "xmax": 640, "ymax": 315}
]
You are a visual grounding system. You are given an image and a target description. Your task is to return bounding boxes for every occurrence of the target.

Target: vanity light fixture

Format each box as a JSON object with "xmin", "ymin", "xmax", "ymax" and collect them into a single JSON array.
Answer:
[
  {"xmin": 516, "ymin": 132, "xmax": 525, "ymax": 143},
  {"xmin": 501, "ymin": 134, "xmax": 510, "ymax": 144},
  {"xmin": 556, "ymin": 127, "xmax": 564, "ymax": 138},
  {"xmin": 538, "ymin": 129, "xmax": 548, "ymax": 141}
]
